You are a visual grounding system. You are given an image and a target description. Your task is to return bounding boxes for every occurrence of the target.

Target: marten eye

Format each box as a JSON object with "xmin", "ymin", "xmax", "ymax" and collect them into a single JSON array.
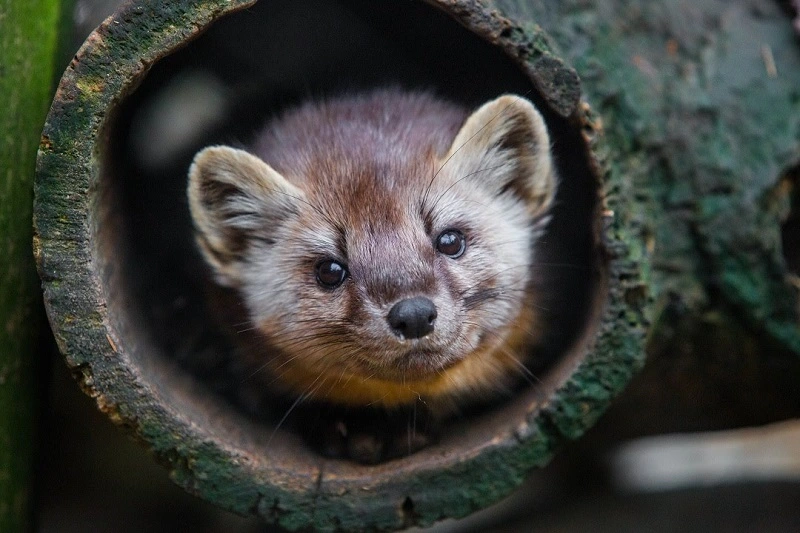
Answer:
[
  {"xmin": 315, "ymin": 259, "xmax": 348, "ymax": 289},
  {"xmin": 436, "ymin": 229, "xmax": 466, "ymax": 258}
]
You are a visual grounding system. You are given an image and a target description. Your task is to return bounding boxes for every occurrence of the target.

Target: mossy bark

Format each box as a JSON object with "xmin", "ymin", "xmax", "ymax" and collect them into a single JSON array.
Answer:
[
  {"xmin": 499, "ymin": 0, "xmax": 800, "ymax": 354},
  {"xmin": 493, "ymin": 0, "xmax": 800, "ymax": 435},
  {"xmin": 0, "ymin": 0, "xmax": 62, "ymax": 530}
]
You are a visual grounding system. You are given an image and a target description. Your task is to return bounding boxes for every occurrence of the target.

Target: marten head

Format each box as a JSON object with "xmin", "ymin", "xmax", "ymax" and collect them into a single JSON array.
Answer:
[{"xmin": 187, "ymin": 91, "xmax": 556, "ymax": 409}]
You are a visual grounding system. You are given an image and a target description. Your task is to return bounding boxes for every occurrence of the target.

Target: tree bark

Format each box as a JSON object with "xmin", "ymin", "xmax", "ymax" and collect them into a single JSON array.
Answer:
[
  {"xmin": 499, "ymin": 0, "xmax": 800, "ymax": 355},
  {"xmin": 486, "ymin": 0, "xmax": 800, "ymax": 436},
  {"xmin": 0, "ymin": 0, "xmax": 62, "ymax": 530}
]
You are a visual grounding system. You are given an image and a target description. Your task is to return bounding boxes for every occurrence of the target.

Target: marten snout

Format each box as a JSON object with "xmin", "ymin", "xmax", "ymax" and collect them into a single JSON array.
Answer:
[{"xmin": 387, "ymin": 296, "xmax": 437, "ymax": 340}]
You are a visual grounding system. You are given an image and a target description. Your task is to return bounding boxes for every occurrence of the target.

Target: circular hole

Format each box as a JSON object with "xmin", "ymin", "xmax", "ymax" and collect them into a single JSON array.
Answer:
[{"xmin": 96, "ymin": 0, "xmax": 602, "ymax": 466}]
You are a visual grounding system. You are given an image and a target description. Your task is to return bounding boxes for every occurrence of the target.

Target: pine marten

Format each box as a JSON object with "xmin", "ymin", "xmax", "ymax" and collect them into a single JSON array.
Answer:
[{"xmin": 187, "ymin": 89, "xmax": 557, "ymax": 463}]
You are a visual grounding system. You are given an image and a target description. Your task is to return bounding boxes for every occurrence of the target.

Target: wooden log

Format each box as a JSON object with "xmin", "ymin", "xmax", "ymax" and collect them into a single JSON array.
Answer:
[
  {"xmin": 33, "ymin": 0, "xmax": 648, "ymax": 530},
  {"xmin": 504, "ymin": 0, "xmax": 800, "ymax": 356},
  {"xmin": 0, "ymin": 0, "xmax": 62, "ymax": 530},
  {"xmin": 484, "ymin": 0, "xmax": 800, "ymax": 442}
]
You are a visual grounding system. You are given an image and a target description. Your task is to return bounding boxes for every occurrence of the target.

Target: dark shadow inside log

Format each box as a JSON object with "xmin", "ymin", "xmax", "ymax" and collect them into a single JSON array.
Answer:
[
  {"xmin": 781, "ymin": 164, "xmax": 800, "ymax": 325},
  {"xmin": 100, "ymin": 0, "xmax": 598, "ymax": 461},
  {"xmin": 35, "ymin": 0, "xmax": 642, "ymax": 529},
  {"xmin": 781, "ymin": 165, "xmax": 800, "ymax": 278}
]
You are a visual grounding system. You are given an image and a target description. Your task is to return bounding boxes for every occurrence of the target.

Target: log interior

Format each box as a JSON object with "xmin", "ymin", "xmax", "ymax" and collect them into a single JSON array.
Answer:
[{"xmin": 96, "ymin": 0, "xmax": 602, "ymax": 471}]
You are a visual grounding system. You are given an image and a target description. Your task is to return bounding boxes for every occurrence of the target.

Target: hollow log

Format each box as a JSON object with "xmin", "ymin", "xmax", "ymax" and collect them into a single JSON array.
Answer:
[
  {"xmin": 34, "ymin": 0, "xmax": 649, "ymax": 530},
  {"xmin": 0, "ymin": 0, "xmax": 62, "ymax": 530}
]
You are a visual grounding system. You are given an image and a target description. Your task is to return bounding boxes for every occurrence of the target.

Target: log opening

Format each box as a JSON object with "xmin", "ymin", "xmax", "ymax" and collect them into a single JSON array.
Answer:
[
  {"xmin": 101, "ymin": 0, "xmax": 597, "ymax": 417},
  {"xmin": 35, "ymin": 0, "xmax": 647, "ymax": 529}
]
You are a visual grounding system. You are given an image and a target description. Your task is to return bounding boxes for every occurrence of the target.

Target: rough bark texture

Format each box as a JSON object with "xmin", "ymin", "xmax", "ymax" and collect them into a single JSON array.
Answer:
[
  {"xmin": 499, "ymin": 0, "xmax": 800, "ymax": 353},
  {"xmin": 486, "ymin": 0, "xmax": 800, "ymax": 440},
  {"xmin": 0, "ymin": 0, "xmax": 62, "ymax": 530}
]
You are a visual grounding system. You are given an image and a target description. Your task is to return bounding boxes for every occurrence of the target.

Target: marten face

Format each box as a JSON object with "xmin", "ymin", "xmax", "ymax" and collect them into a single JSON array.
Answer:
[{"xmin": 188, "ymin": 91, "xmax": 556, "ymax": 408}]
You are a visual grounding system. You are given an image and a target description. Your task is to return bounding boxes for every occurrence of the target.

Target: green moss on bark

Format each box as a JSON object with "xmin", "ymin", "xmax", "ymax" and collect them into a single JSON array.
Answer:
[{"xmin": 506, "ymin": 0, "xmax": 800, "ymax": 354}]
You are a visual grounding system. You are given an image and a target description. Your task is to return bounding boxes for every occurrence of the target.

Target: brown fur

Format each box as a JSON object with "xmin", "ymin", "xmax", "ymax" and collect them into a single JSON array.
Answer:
[{"xmin": 188, "ymin": 89, "xmax": 556, "ymax": 420}]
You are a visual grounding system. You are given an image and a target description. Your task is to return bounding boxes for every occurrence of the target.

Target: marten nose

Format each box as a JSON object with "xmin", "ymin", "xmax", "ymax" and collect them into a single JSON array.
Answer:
[{"xmin": 387, "ymin": 297, "xmax": 437, "ymax": 340}]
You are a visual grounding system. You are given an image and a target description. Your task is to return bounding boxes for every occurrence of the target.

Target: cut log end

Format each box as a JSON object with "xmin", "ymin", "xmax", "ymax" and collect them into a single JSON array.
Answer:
[{"xmin": 33, "ymin": 0, "xmax": 647, "ymax": 530}]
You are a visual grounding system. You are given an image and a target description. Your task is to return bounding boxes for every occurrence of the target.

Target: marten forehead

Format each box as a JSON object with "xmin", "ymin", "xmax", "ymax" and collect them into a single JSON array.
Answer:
[
  {"xmin": 252, "ymin": 89, "xmax": 467, "ymax": 190},
  {"xmin": 297, "ymin": 150, "xmax": 435, "ymax": 219},
  {"xmin": 286, "ymin": 136, "xmax": 442, "ymax": 195},
  {"xmin": 287, "ymin": 162, "xmax": 437, "ymax": 267},
  {"xmin": 308, "ymin": 173, "xmax": 423, "ymax": 235}
]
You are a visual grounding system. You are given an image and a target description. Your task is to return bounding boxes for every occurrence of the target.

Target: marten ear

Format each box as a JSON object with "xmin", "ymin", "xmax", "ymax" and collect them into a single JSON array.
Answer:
[
  {"xmin": 443, "ymin": 95, "xmax": 556, "ymax": 217},
  {"xmin": 187, "ymin": 146, "xmax": 303, "ymax": 287}
]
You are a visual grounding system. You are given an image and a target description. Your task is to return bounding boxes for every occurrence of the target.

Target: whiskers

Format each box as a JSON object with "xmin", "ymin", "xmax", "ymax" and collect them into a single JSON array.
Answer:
[
  {"xmin": 458, "ymin": 264, "xmax": 530, "ymax": 309},
  {"xmin": 261, "ymin": 341, "xmax": 370, "ymax": 445},
  {"xmin": 468, "ymin": 320, "xmax": 542, "ymax": 386},
  {"xmin": 266, "ymin": 372, "xmax": 326, "ymax": 447},
  {"xmin": 423, "ymin": 163, "xmax": 508, "ymax": 220},
  {"xmin": 420, "ymin": 92, "xmax": 533, "ymax": 220}
]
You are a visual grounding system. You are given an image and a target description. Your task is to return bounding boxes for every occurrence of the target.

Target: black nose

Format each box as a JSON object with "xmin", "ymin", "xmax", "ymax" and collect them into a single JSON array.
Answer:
[{"xmin": 387, "ymin": 297, "xmax": 437, "ymax": 340}]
